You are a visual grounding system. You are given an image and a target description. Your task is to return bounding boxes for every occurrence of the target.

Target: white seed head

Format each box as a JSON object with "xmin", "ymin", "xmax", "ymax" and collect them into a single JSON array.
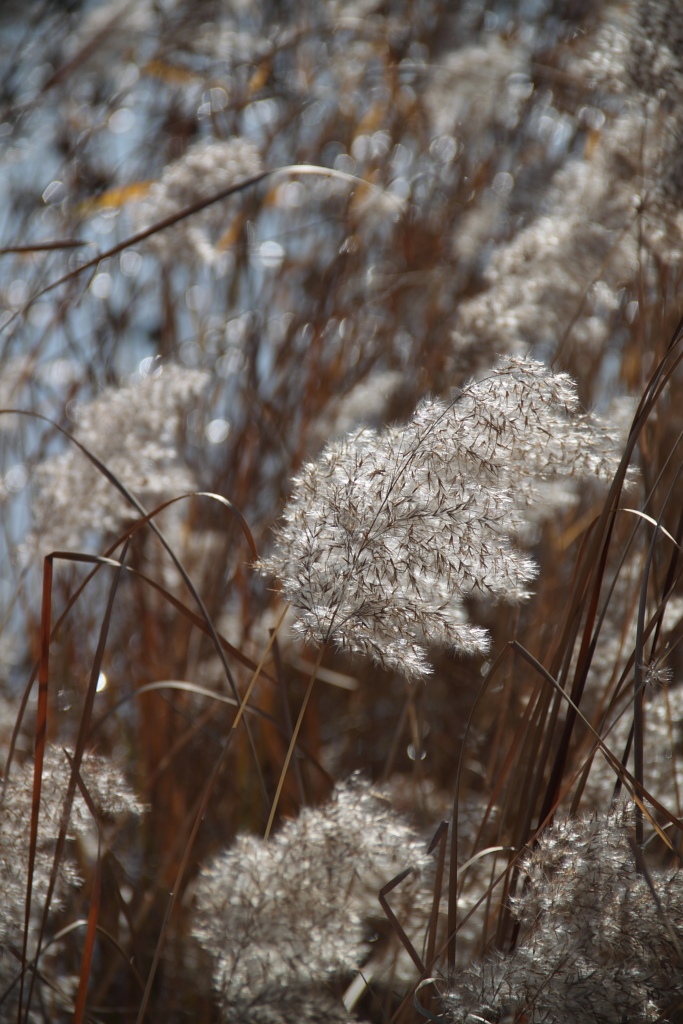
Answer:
[{"xmin": 260, "ymin": 356, "xmax": 626, "ymax": 678}]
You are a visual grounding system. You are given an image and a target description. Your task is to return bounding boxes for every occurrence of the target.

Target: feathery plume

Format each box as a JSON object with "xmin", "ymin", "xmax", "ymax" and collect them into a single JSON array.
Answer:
[
  {"xmin": 441, "ymin": 805, "xmax": 683, "ymax": 1024},
  {"xmin": 0, "ymin": 748, "xmax": 142, "ymax": 1012},
  {"xmin": 133, "ymin": 137, "xmax": 263, "ymax": 262},
  {"xmin": 27, "ymin": 363, "xmax": 210, "ymax": 555},
  {"xmin": 260, "ymin": 356, "xmax": 627, "ymax": 678},
  {"xmin": 192, "ymin": 778, "xmax": 430, "ymax": 1019}
]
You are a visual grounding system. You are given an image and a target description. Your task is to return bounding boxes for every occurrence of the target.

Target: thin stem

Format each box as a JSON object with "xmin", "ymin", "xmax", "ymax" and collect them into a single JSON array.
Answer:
[{"xmin": 264, "ymin": 644, "xmax": 325, "ymax": 839}]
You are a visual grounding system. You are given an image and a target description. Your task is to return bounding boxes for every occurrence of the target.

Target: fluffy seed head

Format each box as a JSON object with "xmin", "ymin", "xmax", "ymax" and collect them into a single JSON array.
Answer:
[{"xmin": 260, "ymin": 356, "xmax": 627, "ymax": 678}]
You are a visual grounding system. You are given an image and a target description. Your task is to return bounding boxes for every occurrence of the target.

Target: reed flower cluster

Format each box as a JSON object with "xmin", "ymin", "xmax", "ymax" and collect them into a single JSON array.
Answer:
[
  {"xmin": 134, "ymin": 137, "xmax": 263, "ymax": 262},
  {"xmin": 260, "ymin": 356, "xmax": 627, "ymax": 678},
  {"xmin": 192, "ymin": 778, "xmax": 430, "ymax": 1022},
  {"xmin": 0, "ymin": 748, "xmax": 142, "ymax": 1014},
  {"xmin": 28, "ymin": 363, "xmax": 210, "ymax": 556},
  {"xmin": 441, "ymin": 806, "xmax": 683, "ymax": 1023}
]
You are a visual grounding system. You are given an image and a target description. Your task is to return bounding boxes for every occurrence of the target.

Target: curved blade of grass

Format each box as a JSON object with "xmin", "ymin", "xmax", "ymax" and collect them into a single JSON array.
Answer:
[
  {"xmin": 17, "ymin": 556, "xmax": 52, "ymax": 1024},
  {"xmin": 1, "ymin": 416, "xmax": 268, "ymax": 806},
  {"xmin": 24, "ymin": 543, "xmax": 128, "ymax": 1023},
  {"xmin": 3, "ymin": 163, "xmax": 398, "ymax": 334}
]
